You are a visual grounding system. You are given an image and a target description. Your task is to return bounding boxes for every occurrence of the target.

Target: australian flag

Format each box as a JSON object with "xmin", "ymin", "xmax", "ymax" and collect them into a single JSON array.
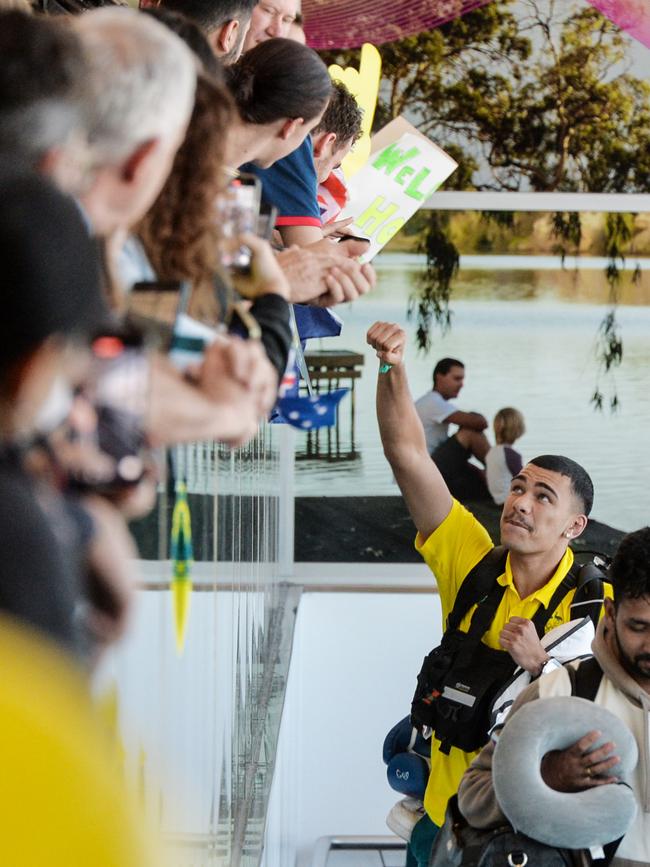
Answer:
[
  {"xmin": 292, "ymin": 304, "xmax": 342, "ymax": 340},
  {"xmin": 275, "ymin": 388, "xmax": 348, "ymax": 430},
  {"xmin": 278, "ymin": 304, "xmax": 342, "ymax": 401},
  {"xmin": 271, "ymin": 304, "xmax": 345, "ymax": 428}
]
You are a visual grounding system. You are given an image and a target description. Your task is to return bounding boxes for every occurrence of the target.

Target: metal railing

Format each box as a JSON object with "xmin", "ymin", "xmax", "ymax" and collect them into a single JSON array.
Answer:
[
  {"xmin": 100, "ymin": 423, "xmax": 298, "ymax": 867},
  {"xmin": 310, "ymin": 836, "xmax": 407, "ymax": 867}
]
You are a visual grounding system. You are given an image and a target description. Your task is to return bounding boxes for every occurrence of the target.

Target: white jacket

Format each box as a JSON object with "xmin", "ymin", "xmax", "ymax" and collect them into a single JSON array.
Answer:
[{"xmin": 489, "ymin": 616, "xmax": 596, "ymax": 736}]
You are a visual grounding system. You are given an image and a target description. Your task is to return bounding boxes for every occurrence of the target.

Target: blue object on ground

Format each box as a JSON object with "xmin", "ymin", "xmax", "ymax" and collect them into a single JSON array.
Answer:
[
  {"xmin": 387, "ymin": 752, "xmax": 430, "ymax": 799},
  {"xmin": 383, "ymin": 716, "xmax": 431, "ymax": 763}
]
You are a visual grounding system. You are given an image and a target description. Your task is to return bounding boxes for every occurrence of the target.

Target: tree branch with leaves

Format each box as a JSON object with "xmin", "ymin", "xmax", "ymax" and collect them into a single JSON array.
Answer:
[{"xmin": 324, "ymin": 0, "xmax": 650, "ymax": 409}]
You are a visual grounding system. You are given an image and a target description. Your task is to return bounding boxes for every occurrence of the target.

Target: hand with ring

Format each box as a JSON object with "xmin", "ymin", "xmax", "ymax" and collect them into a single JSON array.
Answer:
[{"xmin": 540, "ymin": 729, "xmax": 621, "ymax": 792}]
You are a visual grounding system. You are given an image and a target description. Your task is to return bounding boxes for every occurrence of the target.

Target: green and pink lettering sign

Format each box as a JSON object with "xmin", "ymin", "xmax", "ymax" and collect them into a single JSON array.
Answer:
[{"xmin": 341, "ymin": 118, "xmax": 457, "ymax": 262}]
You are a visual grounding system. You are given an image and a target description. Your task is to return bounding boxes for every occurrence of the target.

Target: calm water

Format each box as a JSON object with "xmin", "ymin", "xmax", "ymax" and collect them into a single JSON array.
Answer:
[{"xmin": 294, "ymin": 255, "xmax": 650, "ymax": 532}]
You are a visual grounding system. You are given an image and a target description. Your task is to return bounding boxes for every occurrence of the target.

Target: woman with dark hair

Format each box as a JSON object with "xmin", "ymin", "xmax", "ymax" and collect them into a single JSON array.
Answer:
[
  {"xmin": 132, "ymin": 73, "xmax": 233, "ymax": 315},
  {"xmin": 118, "ymin": 72, "xmax": 292, "ymax": 381},
  {"xmin": 113, "ymin": 10, "xmax": 229, "ymax": 311},
  {"xmin": 121, "ymin": 36, "xmax": 332, "ymax": 301},
  {"xmin": 226, "ymin": 36, "xmax": 332, "ymax": 169}
]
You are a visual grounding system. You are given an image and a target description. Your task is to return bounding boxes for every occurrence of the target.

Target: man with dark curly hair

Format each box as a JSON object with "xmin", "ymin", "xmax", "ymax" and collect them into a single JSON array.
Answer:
[
  {"xmin": 311, "ymin": 79, "xmax": 363, "ymax": 186},
  {"xmin": 460, "ymin": 526, "xmax": 650, "ymax": 866}
]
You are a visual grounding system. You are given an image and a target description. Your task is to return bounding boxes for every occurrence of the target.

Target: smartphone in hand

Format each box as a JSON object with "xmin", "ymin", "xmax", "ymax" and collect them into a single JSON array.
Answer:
[{"xmin": 218, "ymin": 173, "xmax": 262, "ymax": 275}]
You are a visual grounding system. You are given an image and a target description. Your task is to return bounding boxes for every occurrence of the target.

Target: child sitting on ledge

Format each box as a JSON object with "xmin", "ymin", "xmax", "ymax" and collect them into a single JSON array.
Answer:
[{"xmin": 485, "ymin": 407, "xmax": 526, "ymax": 505}]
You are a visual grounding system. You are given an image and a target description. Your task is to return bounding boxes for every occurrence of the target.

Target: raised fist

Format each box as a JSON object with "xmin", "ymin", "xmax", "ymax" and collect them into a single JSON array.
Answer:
[{"xmin": 366, "ymin": 321, "xmax": 407, "ymax": 367}]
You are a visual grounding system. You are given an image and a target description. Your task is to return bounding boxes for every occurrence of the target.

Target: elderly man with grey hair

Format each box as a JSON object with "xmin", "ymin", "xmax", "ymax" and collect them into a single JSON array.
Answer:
[
  {"xmin": 73, "ymin": 7, "xmax": 196, "ymax": 235},
  {"xmin": 0, "ymin": 7, "xmax": 195, "ymax": 236}
]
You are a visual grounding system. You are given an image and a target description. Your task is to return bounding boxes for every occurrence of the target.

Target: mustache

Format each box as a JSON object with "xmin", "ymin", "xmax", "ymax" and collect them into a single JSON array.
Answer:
[
  {"xmin": 634, "ymin": 655, "xmax": 650, "ymax": 664},
  {"xmin": 503, "ymin": 513, "xmax": 533, "ymax": 532}
]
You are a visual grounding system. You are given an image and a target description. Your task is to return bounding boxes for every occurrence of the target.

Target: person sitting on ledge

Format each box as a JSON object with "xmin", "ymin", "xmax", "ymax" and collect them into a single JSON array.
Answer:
[{"xmin": 414, "ymin": 356, "xmax": 490, "ymax": 501}]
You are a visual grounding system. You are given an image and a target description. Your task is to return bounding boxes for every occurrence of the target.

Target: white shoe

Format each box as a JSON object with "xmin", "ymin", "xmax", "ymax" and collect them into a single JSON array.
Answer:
[{"xmin": 386, "ymin": 797, "xmax": 425, "ymax": 842}]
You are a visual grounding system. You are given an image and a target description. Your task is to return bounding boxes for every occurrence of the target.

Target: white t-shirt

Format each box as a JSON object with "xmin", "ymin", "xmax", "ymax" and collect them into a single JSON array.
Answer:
[
  {"xmin": 414, "ymin": 390, "xmax": 457, "ymax": 454},
  {"xmin": 485, "ymin": 444, "xmax": 524, "ymax": 505}
]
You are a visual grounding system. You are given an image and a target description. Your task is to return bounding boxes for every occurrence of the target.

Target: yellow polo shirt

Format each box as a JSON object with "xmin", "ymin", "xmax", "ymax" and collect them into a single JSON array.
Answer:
[{"xmin": 414, "ymin": 499, "xmax": 606, "ymax": 826}]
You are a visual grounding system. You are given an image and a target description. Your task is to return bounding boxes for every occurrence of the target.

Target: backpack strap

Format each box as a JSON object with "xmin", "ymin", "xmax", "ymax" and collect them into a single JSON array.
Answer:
[
  {"xmin": 445, "ymin": 548, "xmax": 606, "ymax": 653},
  {"xmin": 446, "ymin": 546, "xmax": 509, "ymax": 632},
  {"xmin": 569, "ymin": 655, "xmax": 604, "ymax": 702},
  {"xmin": 530, "ymin": 556, "xmax": 610, "ymax": 638},
  {"xmin": 530, "ymin": 567, "xmax": 579, "ymax": 636},
  {"xmin": 570, "ymin": 563, "xmax": 609, "ymax": 630},
  {"xmin": 453, "ymin": 580, "xmax": 510, "ymax": 670}
]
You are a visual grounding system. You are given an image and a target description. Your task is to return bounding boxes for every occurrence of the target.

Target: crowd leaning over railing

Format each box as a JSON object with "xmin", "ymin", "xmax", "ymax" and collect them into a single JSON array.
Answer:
[
  {"xmin": 1, "ymin": 1, "xmax": 649, "ymax": 864},
  {"xmin": 0, "ymin": 0, "xmax": 377, "ymax": 660},
  {"xmin": 0, "ymin": 0, "xmax": 375, "ymax": 858}
]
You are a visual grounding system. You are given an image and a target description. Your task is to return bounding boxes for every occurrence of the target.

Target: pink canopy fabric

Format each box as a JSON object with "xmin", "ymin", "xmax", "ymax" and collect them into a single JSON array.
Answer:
[
  {"xmin": 302, "ymin": 0, "xmax": 493, "ymax": 49},
  {"xmin": 586, "ymin": 0, "xmax": 650, "ymax": 49}
]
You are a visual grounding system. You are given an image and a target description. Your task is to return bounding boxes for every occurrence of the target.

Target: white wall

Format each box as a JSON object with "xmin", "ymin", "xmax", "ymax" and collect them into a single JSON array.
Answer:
[
  {"xmin": 265, "ymin": 590, "xmax": 443, "ymax": 867},
  {"xmin": 101, "ymin": 581, "xmax": 442, "ymax": 866}
]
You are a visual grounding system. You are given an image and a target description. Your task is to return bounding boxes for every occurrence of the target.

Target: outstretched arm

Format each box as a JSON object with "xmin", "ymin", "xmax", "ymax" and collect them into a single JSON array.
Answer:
[
  {"xmin": 367, "ymin": 321, "xmax": 452, "ymax": 540},
  {"xmin": 445, "ymin": 409, "xmax": 488, "ymax": 431}
]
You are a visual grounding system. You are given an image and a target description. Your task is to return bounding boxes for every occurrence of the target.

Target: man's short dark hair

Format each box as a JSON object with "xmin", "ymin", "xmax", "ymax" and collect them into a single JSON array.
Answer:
[
  {"xmin": 610, "ymin": 527, "xmax": 650, "ymax": 606},
  {"xmin": 528, "ymin": 454, "xmax": 594, "ymax": 516},
  {"xmin": 154, "ymin": 0, "xmax": 257, "ymax": 32},
  {"xmin": 433, "ymin": 357, "xmax": 464, "ymax": 383},
  {"xmin": 142, "ymin": 8, "xmax": 223, "ymax": 78},
  {"xmin": 0, "ymin": 10, "xmax": 89, "ymax": 164},
  {"xmin": 312, "ymin": 80, "xmax": 363, "ymax": 146}
]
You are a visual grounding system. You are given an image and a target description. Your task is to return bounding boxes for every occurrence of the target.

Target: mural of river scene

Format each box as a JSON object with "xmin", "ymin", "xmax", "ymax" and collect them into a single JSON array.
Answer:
[{"xmin": 294, "ymin": 252, "xmax": 650, "ymax": 534}]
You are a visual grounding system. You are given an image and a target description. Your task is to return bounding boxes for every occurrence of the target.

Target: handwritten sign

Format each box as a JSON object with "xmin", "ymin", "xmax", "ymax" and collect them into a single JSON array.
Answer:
[{"xmin": 340, "ymin": 118, "xmax": 458, "ymax": 262}]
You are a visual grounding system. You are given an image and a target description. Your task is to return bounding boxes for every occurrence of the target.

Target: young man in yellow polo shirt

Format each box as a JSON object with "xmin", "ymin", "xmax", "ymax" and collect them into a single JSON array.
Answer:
[{"xmin": 367, "ymin": 321, "xmax": 604, "ymax": 867}]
